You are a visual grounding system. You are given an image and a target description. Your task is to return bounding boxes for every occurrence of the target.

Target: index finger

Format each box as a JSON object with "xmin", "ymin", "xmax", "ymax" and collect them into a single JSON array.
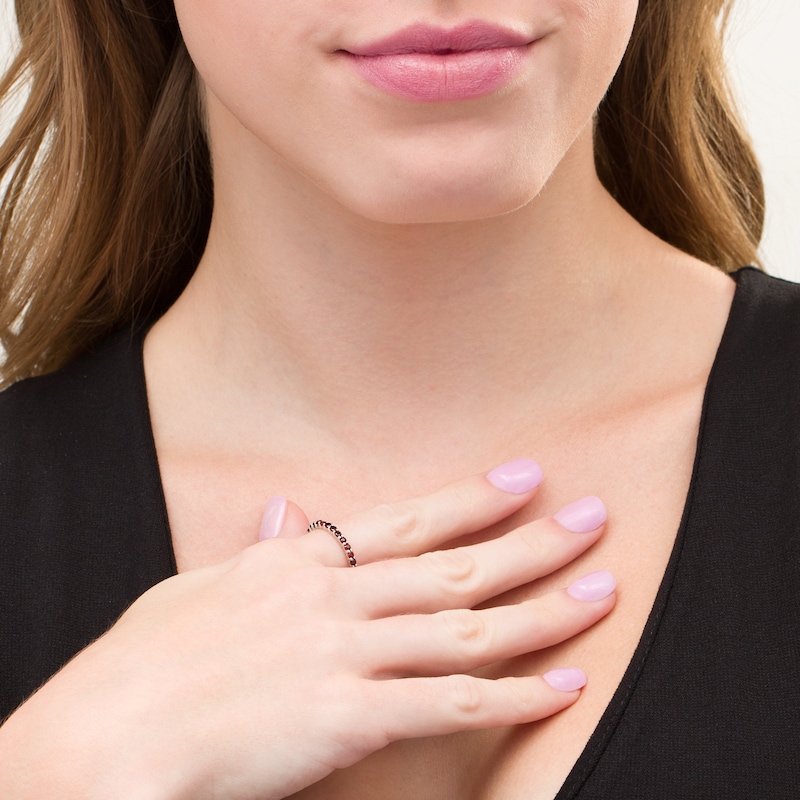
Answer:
[{"xmin": 300, "ymin": 458, "xmax": 543, "ymax": 566}]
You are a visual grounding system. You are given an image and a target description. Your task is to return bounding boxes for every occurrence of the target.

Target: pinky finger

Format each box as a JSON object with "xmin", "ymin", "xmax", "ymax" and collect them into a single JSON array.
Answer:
[{"xmin": 374, "ymin": 669, "xmax": 587, "ymax": 742}]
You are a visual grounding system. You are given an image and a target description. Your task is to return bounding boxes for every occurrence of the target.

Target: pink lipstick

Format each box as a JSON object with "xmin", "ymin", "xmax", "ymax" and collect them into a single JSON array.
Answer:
[{"xmin": 342, "ymin": 21, "xmax": 534, "ymax": 103}]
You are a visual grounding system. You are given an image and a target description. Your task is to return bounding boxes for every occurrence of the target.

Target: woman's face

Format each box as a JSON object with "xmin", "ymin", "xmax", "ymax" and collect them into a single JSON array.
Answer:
[{"xmin": 175, "ymin": 1, "xmax": 639, "ymax": 224}]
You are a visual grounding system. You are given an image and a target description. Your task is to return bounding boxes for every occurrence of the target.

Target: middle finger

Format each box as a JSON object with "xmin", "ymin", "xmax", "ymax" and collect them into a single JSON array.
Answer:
[
  {"xmin": 349, "ymin": 496, "xmax": 608, "ymax": 618},
  {"xmin": 363, "ymin": 572, "xmax": 617, "ymax": 677}
]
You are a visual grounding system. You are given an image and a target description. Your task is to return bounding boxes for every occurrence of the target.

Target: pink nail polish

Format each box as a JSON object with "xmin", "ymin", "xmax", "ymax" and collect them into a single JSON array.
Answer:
[
  {"xmin": 259, "ymin": 496, "xmax": 287, "ymax": 540},
  {"xmin": 567, "ymin": 570, "xmax": 616, "ymax": 602},
  {"xmin": 543, "ymin": 668, "xmax": 587, "ymax": 692},
  {"xmin": 486, "ymin": 459, "xmax": 543, "ymax": 494},
  {"xmin": 553, "ymin": 496, "xmax": 607, "ymax": 533}
]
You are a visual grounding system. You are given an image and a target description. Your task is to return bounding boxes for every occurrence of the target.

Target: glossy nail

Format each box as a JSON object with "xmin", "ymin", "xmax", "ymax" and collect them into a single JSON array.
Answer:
[
  {"xmin": 543, "ymin": 668, "xmax": 588, "ymax": 692},
  {"xmin": 567, "ymin": 570, "xmax": 616, "ymax": 602},
  {"xmin": 486, "ymin": 459, "xmax": 543, "ymax": 494},
  {"xmin": 554, "ymin": 496, "xmax": 607, "ymax": 533},
  {"xmin": 259, "ymin": 496, "xmax": 288, "ymax": 540}
]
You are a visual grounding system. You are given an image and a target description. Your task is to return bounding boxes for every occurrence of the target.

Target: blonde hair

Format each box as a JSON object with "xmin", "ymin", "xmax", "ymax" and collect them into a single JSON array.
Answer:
[{"xmin": 0, "ymin": 0, "xmax": 763, "ymax": 386}]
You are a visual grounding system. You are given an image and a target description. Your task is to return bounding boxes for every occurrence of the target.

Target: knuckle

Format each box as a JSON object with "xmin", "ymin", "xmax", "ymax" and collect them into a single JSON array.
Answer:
[
  {"xmin": 303, "ymin": 565, "xmax": 342, "ymax": 603},
  {"xmin": 509, "ymin": 678, "xmax": 540, "ymax": 713},
  {"xmin": 503, "ymin": 678, "xmax": 544, "ymax": 722},
  {"xmin": 273, "ymin": 564, "xmax": 340, "ymax": 611},
  {"xmin": 447, "ymin": 674, "xmax": 485, "ymax": 716},
  {"xmin": 533, "ymin": 600, "xmax": 561, "ymax": 633},
  {"xmin": 230, "ymin": 538, "xmax": 305, "ymax": 582},
  {"xmin": 514, "ymin": 525, "xmax": 547, "ymax": 562},
  {"xmin": 424, "ymin": 549, "xmax": 483, "ymax": 601},
  {"xmin": 375, "ymin": 501, "xmax": 427, "ymax": 551},
  {"xmin": 450, "ymin": 482, "xmax": 482, "ymax": 519},
  {"xmin": 441, "ymin": 609, "xmax": 490, "ymax": 656},
  {"xmin": 224, "ymin": 543, "xmax": 281, "ymax": 588}
]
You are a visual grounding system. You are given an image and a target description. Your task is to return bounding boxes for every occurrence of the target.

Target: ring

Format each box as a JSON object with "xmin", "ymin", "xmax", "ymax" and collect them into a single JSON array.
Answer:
[{"xmin": 307, "ymin": 520, "xmax": 358, "ymax": 567}]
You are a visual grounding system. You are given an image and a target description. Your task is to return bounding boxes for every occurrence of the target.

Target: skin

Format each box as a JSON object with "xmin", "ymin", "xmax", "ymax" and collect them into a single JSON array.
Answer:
[
  {"xmin": 141, "ymin": 0, "xmax": 734, "ymax": 796},
  {"xmin": 0, "ymin": 474, "xmax": 614, "ymax": 799},
  {"xmin": 176, "ymin": 0, "xmax": 636, "ymax": 224},
  {"xmin": 0, "ymin": 0, "xmax": 740, "ymax": 798}
]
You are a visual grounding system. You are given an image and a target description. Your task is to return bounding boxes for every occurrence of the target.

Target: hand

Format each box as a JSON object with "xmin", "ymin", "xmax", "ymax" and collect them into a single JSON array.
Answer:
[{"xmin": 0, "ymin": 460, "xmax": 615, "ymax": 800}]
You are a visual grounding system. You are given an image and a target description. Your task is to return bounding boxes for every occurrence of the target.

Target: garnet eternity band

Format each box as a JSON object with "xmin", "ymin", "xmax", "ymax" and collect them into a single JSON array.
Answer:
[{"xmin": 307, "ymin": 520, "xmax": 359, "ymax": 567}]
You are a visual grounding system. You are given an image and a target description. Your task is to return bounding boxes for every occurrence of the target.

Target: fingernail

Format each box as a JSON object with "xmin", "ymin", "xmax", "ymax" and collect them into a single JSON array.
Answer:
[
  {"xmin": 259, "ymin": 496, "xmax": 287, "ymax": 541},
  {"xmin": 543, "ymin": 668, "xmax": 587, "ymax": 692},
  {"xmin": 486, "ymin": 459, "xmax": 543, "ymax": 494},
  {"xmin": 553, "ymin": 496, "xmax": 607, "ymax": 533},
  {"xmin": 567, "ymin": 570, "xmax": 616, "ymax": 602}
]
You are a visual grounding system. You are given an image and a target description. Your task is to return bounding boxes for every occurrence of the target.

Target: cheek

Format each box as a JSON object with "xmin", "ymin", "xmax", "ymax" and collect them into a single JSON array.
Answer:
[
  {"xmin": 536, "ymin": 0, "xmax": 638, "ymax": 119},
  {"xmin": 174, "ymin": 0, "xmax": 342, "ymax": 166},
  {"xmin": 174, "ymin": 0, "xmax": 298, "ymax": 102},
  {"xmin": 568, "ymin": 0, "xmax": 640, "ymax": 92}
]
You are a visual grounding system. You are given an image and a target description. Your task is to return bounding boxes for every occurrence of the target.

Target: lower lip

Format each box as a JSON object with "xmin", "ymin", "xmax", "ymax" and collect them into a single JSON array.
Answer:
[{"xmin": 344, "ymin": 46, "xmax": 530, "ymax": 102}]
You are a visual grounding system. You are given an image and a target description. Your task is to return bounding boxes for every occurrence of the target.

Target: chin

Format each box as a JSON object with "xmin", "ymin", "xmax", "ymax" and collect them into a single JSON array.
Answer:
[
  {"xmin": 335, "ymin": 169, "xmax": 544, "ymax": 226},
  {"xmin": 357, "ymin": 196, "xmax": 536, "ymax": 226}
]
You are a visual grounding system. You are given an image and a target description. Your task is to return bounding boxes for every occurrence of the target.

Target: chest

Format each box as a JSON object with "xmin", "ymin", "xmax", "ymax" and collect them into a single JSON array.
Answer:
[{"xmin": 159, "ymin": 389, "xmax": 704, "ymax": 799}]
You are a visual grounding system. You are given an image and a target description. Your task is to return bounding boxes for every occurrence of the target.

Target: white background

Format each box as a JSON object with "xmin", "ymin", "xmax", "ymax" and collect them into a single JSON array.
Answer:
[{"xmin": 1, "ymin": 0, "xmax": 799, "ymax": 279}]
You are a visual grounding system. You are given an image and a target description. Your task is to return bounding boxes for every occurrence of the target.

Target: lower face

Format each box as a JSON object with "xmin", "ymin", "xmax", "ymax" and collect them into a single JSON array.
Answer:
[{"xmin": 174, "ymin": 1, "xmax": 640, "ymax": 224}]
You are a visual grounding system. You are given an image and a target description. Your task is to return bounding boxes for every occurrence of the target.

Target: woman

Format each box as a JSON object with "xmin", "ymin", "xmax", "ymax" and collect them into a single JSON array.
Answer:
[{"xmin": 0, "ymin": 0, "xmax": 797, "ymax": 797}]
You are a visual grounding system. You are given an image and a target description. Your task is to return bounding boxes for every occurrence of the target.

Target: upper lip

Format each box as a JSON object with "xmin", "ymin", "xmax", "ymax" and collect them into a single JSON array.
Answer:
[{"xmin": 344, "ymin": 21, "xmax": 534, "ymax": 56}]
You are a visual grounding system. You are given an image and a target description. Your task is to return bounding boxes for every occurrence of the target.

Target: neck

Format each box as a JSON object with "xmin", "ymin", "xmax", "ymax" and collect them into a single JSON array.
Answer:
[{"xmin": 148, "ymin": 126, "xmax": 674, "ymax": 459}]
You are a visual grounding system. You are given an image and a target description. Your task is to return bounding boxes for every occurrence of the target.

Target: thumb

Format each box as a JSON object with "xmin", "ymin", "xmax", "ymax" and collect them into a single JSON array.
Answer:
[{"xmin": 258, "ymin": 496, "xmax": 310, "ymax": 541}]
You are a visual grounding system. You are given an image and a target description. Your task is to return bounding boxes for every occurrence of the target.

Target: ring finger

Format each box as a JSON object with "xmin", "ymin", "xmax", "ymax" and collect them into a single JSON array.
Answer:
[{"xmin": 363, "ymin": 572, "xmax": 616, "ymax": 677}]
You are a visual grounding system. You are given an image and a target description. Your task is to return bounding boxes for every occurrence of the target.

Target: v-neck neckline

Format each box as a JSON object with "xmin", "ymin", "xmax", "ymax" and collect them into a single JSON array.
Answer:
[
  {"xmin": 554, "ymin": 267, "xmax": 756, "ymax": 798},
  {"xmin": 133, "ymin": 268, "xmax": 756, "ymax": 799}
]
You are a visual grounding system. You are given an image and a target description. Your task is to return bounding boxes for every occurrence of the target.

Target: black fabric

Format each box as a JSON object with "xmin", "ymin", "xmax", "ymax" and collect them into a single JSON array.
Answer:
[
  {"xmin": 0, "ymin": 325, "xmax": 175, "ymax": 716},
  {"xmin": 560, "ymin": 267, "xmax": 800, "ymax": 798},
  {"xmin": 1, "ymin": 267, "xmax": 800, "ymax": 796}
]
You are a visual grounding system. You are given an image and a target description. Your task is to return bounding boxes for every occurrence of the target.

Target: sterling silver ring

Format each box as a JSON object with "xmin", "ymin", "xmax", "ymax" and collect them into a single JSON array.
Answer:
[{"xmin": 307, "ymin": 520, "xmax": 358, "ymax": 567}]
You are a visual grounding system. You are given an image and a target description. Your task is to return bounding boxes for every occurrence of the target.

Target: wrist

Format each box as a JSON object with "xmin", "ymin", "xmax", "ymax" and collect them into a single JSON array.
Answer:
[{"xmin": 0, "ymin": 652, "xmax": 195, "ymax": 800}]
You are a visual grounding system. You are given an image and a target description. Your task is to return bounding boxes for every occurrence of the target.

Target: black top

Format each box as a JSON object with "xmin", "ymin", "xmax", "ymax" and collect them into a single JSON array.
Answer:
[{"xmin": 1, "ymin": 267, "xmax": 799, "ymax": 797}]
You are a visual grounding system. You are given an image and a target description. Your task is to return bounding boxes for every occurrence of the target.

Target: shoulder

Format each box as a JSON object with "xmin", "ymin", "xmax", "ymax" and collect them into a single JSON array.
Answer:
[
  {"xmin": 0, "ymin": 322, "xmax": 162, "ymax": 544},
  {"xmin": 702, "ymin": 268, "xmax": 800, "ymax": 484},
  {"xmin": 721, "ymin": 268, "xmax": 800, "ymax": 372},
  {"xmin": 0, "ymin": 328, "xmax": 155, "ymax": 515},
  {"xmin": 0, "ymin": 328, "xmax": 146, "ymax": 516},
  {"xmin": 0, "ymin": 323, "xmax": 164, "ymax": 530},
  {"xmin": 0, "ymin": 326, "xmax": 148, "ymax": 445},
  {"xmin": 0, "ymin": 325, "xmax": 174, "ymax": 718},
  {"xmin": 730, "ymin": 266, "xmax": 800, "ymax": 330}
]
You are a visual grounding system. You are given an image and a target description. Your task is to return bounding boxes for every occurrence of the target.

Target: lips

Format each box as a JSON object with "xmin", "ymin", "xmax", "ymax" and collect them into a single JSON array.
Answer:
[
  {"xmin": 341, "ymin": 21, "xmax": 535, "ymax": 103},
  {"xmin": 345, "ymin": 21, "xmax": 534, "ymax": 57}
]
